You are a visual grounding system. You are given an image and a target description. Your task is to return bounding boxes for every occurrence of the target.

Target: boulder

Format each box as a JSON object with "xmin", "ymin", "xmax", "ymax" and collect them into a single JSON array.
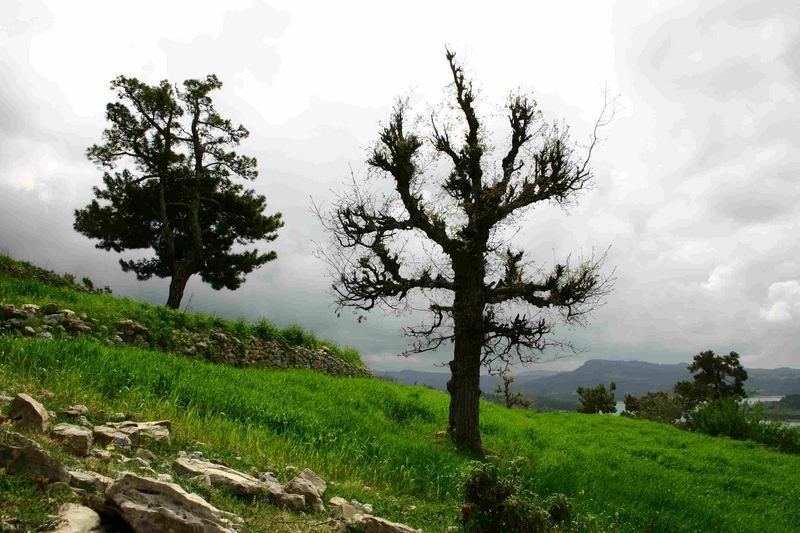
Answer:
[
  {"xmin": 106, "ymin": 472, "xmax": 242, "ymax": 532},
  {"xmin": 52, "ymin": 423, "xmax": 93, "ymax": 456},
  {"xmin": 0, "ymin": 431, "xmax": 69, "ymax": 482},
  {"xmin": 8, "ymin": 393, "xmax": 49, "ymax": 431},
  {"xmin": 42, "ymin": 503, "xmax": 103, "ymax": 533},
  {"xmin": 174, "ymin": 452, "xmax": 263, "ymax": 496},
  {"xmin": 68, "ymin": 470, "xmax": 113, "ymax": 493},
  {"xmin": 352, "ymin": 514, "xmax": 423, "ymax": 533},
  {"xmin": 93, "ymin": 420, "xmax": 170, "ymax": 447}
]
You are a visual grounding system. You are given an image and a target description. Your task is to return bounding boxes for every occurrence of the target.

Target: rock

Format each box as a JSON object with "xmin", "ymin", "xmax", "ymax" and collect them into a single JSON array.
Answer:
[
  {"xmin": 352, "ymin": 514, "xmax": 423, "ymax": 533},
  {"xmin": 42, "ymin": 503, "xmax": 103, "ymax": 532},
  {"xmin": 38, "ymin": 331, "xmax": 54, "ymax": 340},
  {"xmin": 68, "ymin": 470, "xmax": 113, "ymax": 493},
  {"xmin": 44, "ymin": 303, "xmax": 60, "ymax": 314},
  {"xmin": 276, "ymin": 492, "xmax": 306, "ymax": 511},
  {"xmin": 21, "ymin": 303, "xmax": 40, "ymax": 314},
  {"xmin": 8, "ymin": 393, "xmax": 49, "ymax": 431},
  {"xmin": 329, "ymin": 496, "xmax": 358, "ymax": 520},
  {"xmin": 52, "ymin": 423, "xmax": 93, "ymax": 456},
  {"xmin": 3, "ymin": 304, "xmax": 27, "ymax": 319},
  {"xmin": 22, "ymin": 325, "xmax": 36, "ymax": 336},
  {"xmin": 352, "ymin": 499, "xmax": 373, "ymax": 514},
  {"xmin": 284, "ymin": 469, "xmax": 327, "ymax": 513},
  {"xmin": 258, "ymin": 471, "xmax": 283, "ymax": 494},
  {"xmin": 157, "ymin": 473, "xmax": 174, "ymax": 482},
  {"xmin": 61, "ymin": 404, "xmax": 89, "ymax": 417},
  {"xmin": 174, "ymin": 454, "xmax": 263, "ymax": 496},
  {"xmin": 93, "ymin": 420, "xmax": 170, "ymax": 447},
  {"xmin": 0, "ymin": 394, "xmax": 13, "ymax": 407},
  {"xmin": 134, "ymin": 448, "xmax": 158, "ymax": 465},
  {"xmin": 299, "ymin": 468, "xmax": 327, "ymax": 495},
  {"xmin": 107, "ymin": 472, "xmax": 242, "ymax": 532},
  {"xmin": 89, "ymin": 448, "xmax": 112, "ymax": 460},
  {"xmin": 0, "ymin": 431, "xmax": 69, "ymax": 482}
]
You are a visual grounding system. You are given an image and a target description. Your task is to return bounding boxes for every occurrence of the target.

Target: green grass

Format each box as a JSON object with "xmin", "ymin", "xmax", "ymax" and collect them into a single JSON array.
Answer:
[
  {"xmin": 2, "ymin": 336, "xmax": 799, "ymax": 532},
  {"xmin": 0, "ymin": 254, "xmax": 362, "ymax": 366}
]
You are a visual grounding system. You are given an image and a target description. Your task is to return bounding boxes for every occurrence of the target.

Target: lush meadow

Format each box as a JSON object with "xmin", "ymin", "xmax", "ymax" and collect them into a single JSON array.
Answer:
[{"xmin": 2, "ymin": 335, "xmax": 799, "ymax": 532}]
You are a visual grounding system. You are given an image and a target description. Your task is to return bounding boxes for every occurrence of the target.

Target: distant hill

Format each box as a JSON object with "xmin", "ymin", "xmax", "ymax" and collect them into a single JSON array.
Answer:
[
  {"xmin": 376, "ymin": 368, "xmax": 560, "ymax": 392},
  {"xmin": 380, "ymin": 360, "xmax": 800, "ymax": 407}
]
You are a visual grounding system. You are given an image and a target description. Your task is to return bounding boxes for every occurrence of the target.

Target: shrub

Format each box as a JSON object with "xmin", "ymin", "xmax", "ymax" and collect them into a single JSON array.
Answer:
[
  {"xmin": 623, "ymin": 392, "xmax": 683, "ymax": 424},
  {"xmin": 460, "ymin": 457, "xmax": 571, "ymax": 532},
  {"xmin": 693, "ymin": 398, "xmax": 750, "ymax": 439},
  {"xmin": 576, "ymin": 382, "xmax": 616, "ymax": 414},
  {"xmin": 692, "ymin": 399, "xmax": 800, "ymax": 454}
]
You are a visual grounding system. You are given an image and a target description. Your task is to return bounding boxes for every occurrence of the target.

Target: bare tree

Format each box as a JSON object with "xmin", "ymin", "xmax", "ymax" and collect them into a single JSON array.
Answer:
[
  {"xmin": 318, "ymin": 50, "xmax": 614, "ymax": 452},
  {"xmin": 495, "ymin": 372, "xmax": 533, "ymax": 409}
]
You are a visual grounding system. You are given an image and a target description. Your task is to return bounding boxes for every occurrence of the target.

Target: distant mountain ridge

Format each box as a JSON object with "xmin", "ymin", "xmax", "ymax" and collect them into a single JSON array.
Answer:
[{"xmin": 379, "ymin": 359, "xmax": 800, "ymax": 401}]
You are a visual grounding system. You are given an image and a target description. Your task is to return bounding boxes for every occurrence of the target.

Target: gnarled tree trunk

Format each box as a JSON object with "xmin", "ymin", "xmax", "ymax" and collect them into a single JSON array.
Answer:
[{"xmin": 448, "ymin": 256, "xmax": 486, "ymax": 453}]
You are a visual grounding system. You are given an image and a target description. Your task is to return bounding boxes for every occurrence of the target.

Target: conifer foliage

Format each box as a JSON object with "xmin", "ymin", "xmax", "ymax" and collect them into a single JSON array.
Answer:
[{"xmin": 75, "ymin": 75, "xmax": 283, "ymax": 308}]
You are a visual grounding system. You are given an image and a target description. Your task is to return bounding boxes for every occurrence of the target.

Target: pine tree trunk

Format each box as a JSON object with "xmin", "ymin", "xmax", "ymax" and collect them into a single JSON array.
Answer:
[{"xmin": 166, "ymin": 270, "xmax": 191, "ymax": 309}]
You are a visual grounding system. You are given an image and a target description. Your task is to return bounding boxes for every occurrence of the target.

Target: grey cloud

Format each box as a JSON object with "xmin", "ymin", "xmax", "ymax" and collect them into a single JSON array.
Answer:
[{"xmin": 159, "ymin": 1, "xmax": 289, "ymax": 83}]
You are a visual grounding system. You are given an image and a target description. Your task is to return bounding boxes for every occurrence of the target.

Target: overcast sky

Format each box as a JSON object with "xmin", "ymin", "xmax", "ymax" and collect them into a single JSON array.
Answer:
[{"xmin": 1, "ymin": 0, "xmax": 798, "ymax": 371}]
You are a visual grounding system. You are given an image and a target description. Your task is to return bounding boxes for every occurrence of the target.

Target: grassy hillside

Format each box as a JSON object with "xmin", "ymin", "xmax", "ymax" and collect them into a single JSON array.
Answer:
[
  {"xmin": 2, "ymin": 336, "xmax": 800, "ymax": 532},
  {"xmin": 2, "ymin": 256, "xmax": 800, "ymax": 532}
]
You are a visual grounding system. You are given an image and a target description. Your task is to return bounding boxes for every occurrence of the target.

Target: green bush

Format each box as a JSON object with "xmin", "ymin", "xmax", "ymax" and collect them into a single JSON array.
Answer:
[
  {"xmin": 576, "ymin": 382, "xmax": 616, "ymax": 414},
  {"xmin": 623, "ymin": 392, "xmax": 683, "ymax": 424},
  {"xmin": 460, "ymin": 457, "xmax": 571, "ymax": 532},
  {"xmin": 693, "ymin": 398, "xmax": 750, "ymax": 439},
  {"xmin": 693, "ymin": 399, "xmax": 800, "ymax": 454}
]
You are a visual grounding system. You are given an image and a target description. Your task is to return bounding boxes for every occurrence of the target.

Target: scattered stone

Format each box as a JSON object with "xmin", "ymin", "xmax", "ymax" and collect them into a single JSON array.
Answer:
[
  {"xmin": 329, "ymin": 496, "xmax": 358, "ymax": 520},
  {"xmin": 89, "ymin": 448, "xmax": 112, "ymax": 461},
  {"xmin": 19, "ymin": 303, "xmax": 39, "ymax": 314},
  {"xmin": 44, "ymin": 303, "xmax": 60, "ymax": 314},
  {"xmin": 93, "ymin": 420, "xmax": 170, "ymax": 447},
  {"xmin": 68, "ymin": 470, "xmax": 113, "ymax": 493},
  {"xmin": 174, "ymin": 452, "xmax": 263, "ymax": 496},
  {"xmin": 352, "ymin": 514, "xmax": 423, "ymax": 533},
  {"xmin": 46, "ymin": 481, "xmax": 72, "ymax": 493},
  {"xmin": 22, "ymin": 325, "xmax": 36, "ymax": 336},
  {"xmin": 61, "ymin": 404, "xmax": 89, "ymax": 417},
  {"xmin": 107, "ymin": 472, "xmax": 242, "ymax": 532},
  {"xmin": 353, "ymin": 499, "xmax": 374, "ymax": 514},
  {"xmin": 157, "ymin": 473, "xmax": 174, "ymax": 482},
  {"xmin": 134, "ymin": 447, "xmax": 158, "ymax": 465},
  {"xmin": 39, "ymin": 389, "xmax": 55, "ymax": 401},
  {"xmin": 38, "ymin": 331, "xmax": 54, "ymax": 340},
  {"xmin": 284, "ymin": 468, "xmax": 327, "ymax": 512},
  {"xmin": 52, "ymin": 423, "xmax": 93, "ymax": 456},
  {"xmin": 42, "ymin": 503, "xmax": 103, "ymax": 533},
  {"xmin": 0, "ymin": 431, "xmax": 69, "ymax": 482},
  {"xmin": 8, "ymin": 393, "xmax": 49, "ymax": 432},
  {"xmin": 276, "ymin": 492, "xmax": 306, "ymax": 511}
]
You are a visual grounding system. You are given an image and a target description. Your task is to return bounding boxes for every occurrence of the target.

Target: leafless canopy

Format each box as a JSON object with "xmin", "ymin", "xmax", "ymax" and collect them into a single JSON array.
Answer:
[{"xmin": 318, "ymin": 50, "xmax": 614, "ymax": 374}]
